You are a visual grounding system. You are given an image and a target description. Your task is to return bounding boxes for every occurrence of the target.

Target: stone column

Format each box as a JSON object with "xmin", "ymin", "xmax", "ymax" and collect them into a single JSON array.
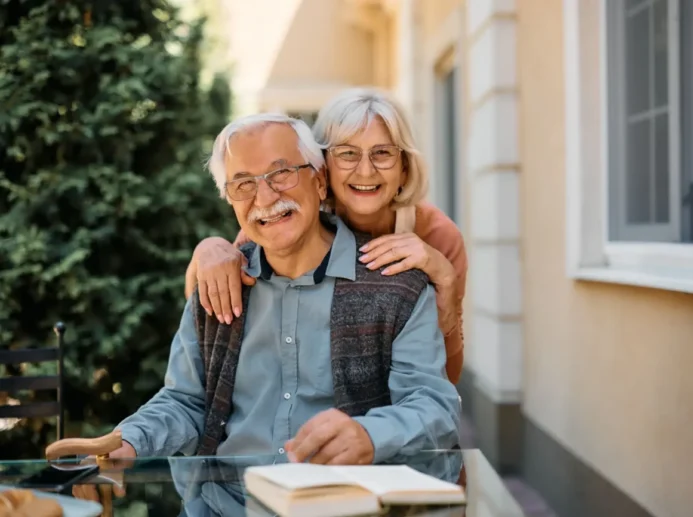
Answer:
[{"xmin": 463, "ymin": 0, "xmax": 523, "ymax": 474}]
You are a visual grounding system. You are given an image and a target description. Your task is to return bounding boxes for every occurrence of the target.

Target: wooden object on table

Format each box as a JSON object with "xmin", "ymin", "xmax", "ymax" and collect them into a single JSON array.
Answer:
[
  {"xmin": 45, "ymin": 430, "xmax": 124, "ymax": 517},
  {"xmin": 45, "ymin": 430, "xmax": 123, "ymax": 461}
]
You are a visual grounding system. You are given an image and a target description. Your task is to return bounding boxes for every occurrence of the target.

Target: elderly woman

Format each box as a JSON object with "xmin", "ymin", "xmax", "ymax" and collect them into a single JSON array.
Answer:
[{"xmin": 186, "ymin": 88, "xmax": 468, "ymax": 383}]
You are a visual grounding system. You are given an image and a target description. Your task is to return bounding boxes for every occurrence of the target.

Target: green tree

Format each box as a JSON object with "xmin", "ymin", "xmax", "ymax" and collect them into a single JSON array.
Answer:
[{"xmin": 0, "ymin": 0, "xmax": 235, "ymax": 458}]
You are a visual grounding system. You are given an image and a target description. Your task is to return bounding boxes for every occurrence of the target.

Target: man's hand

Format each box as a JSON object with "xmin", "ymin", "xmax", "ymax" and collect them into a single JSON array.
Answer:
[
  {"xmin": 285, "ymin": 409, "xmax": 375, "ymax": 465},
  {"xmin": 72, "ymin": 441, "xmax": 136, "ymax": 502},
  {"xmin": 107, "ymin": 441, "xmax": 137, "ymax": 460}
]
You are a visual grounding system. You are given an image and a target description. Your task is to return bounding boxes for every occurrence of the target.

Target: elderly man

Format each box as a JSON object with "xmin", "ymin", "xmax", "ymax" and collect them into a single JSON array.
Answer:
[{"xmin": 112, "ymin": 113, "xmax": 460, "ymax": 465}]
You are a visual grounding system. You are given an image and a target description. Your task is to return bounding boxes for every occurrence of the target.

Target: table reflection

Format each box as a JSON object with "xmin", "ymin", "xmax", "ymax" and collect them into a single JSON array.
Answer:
[
  {"xmin": 169, "ymin": 451, "xmax": 464, "ymax": 516},
  {"xmin": 0, "ymin": 449, "xmax": 526, "ymax": 517}
]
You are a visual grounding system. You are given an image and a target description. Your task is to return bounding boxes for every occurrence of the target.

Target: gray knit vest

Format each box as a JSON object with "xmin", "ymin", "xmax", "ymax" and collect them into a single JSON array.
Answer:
[{"xmin": 192, "ymin": 232, "xmax": 428, "ymax": 456}]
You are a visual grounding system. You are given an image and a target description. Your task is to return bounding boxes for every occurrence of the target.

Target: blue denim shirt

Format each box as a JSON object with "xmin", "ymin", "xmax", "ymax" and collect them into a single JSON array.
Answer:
[{"xmin": 118, "ymin": 216, "xmax": 461, "ymax": 463}]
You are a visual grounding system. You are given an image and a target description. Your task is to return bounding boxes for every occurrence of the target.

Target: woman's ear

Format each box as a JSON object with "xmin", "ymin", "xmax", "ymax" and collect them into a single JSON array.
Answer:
[{"xmin": 401, "ymin": 152, "xmax": 409, "ymax": 181}]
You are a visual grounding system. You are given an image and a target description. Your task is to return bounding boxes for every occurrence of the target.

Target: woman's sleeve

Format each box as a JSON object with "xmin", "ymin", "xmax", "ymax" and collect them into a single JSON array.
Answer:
[{"xmin": 431, "ymin": 223, "xmax": 468, "ymax": 384}]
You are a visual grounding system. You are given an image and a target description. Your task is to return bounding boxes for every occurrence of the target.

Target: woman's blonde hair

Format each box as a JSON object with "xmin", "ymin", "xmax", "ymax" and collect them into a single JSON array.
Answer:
[{"xmin": 312, "ymin": 88, "xmax": 428, "ymax": 210}]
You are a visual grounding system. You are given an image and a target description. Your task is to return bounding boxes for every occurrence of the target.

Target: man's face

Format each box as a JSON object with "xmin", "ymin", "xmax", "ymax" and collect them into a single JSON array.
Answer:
[{"xmin": 225, "ymin": 124, "xmax": 327, "ymax": 254}]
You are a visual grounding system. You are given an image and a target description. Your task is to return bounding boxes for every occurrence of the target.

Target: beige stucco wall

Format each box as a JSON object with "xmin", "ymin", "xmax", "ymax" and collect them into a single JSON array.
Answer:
[
  {"xmin": 224, "ymin": 0, "xmax": 375, "ymax": 115},
  {"xmin": 518, "ymin": 1, "xmax": 693, "ymax": 516},
  {"xmin": 420, "ymin": 0, "xmax": 461, "ymax": 41},
  {"xmin": 266, "ymin": 0, "xmax": 375, "ymax": 87}
]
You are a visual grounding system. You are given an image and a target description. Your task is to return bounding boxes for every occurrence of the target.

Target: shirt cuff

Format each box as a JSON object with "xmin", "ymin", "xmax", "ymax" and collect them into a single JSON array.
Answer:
[
  {"xmin": 352, "ymin": 416, "xmax": 399, "ymax": 464},
  {"xmin": 118, "ymin": 425, "xmax": 148, "ymax": 458}
]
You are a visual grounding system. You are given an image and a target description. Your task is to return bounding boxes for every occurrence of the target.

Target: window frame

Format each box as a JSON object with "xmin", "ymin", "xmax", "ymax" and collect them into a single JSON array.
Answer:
[
  {"xmin": 434, "ymin": 54, "xmax": 462, "ymax": 225},
  {"xmin": 564, "ymin": 0, "xmax": 693, "ymax": 294},
  {"xmin": 606, "ymin": 0, "xmax": 682, "ymax": 243},
  {"xmin": 421, "ymin": 5, "xmax": 466, "ymax": 228}
]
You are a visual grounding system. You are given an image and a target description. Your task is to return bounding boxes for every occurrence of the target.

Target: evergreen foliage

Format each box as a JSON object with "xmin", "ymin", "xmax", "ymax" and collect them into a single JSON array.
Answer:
[{"xmin": 0, "ymin": 0, "xmax": 235, "ymax": 457}]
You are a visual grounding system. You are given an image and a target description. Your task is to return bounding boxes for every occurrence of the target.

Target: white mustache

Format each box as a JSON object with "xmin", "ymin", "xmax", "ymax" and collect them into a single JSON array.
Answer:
[{"xmin": 248, "ymin": 199, "xmax": 301, "ymax": 223}]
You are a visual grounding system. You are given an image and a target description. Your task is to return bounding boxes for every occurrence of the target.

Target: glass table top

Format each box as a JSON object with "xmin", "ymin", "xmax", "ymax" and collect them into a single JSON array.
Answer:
[{"xmin": 0, "ymin": 449, "xmax": 526, "ymax": 517}]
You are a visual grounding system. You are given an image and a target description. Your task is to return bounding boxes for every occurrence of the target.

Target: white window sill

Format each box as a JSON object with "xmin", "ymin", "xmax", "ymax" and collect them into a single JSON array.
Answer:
[
  {"xmin": 571, "ymin": 265, "xmax": 693, "ymax": 294},
  {"xmin": 569, "ymin": 243, "xmax": 693, "ymax": 294}
]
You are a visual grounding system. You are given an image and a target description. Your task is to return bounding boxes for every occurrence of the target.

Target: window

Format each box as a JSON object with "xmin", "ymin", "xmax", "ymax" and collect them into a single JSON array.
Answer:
[
  {"xmin": 435, "ymin": 65, "xmax": 461, "ymax": 224},
  {"xmin": 681, "ymin": 1, "xmax": 693, "ymax": 242},
  {"xmin": 564, "ymin": 0, "xmax": 693, "ymax": 293},
  {"xmin": 605, "ymin": 0, "xmax": 692, "ymax": 243}
]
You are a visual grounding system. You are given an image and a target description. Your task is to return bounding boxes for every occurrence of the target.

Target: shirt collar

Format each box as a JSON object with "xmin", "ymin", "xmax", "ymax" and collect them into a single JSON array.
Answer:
[{"xmin": 245, "ymin": 212, "xmax": 356, "ymax": 283}]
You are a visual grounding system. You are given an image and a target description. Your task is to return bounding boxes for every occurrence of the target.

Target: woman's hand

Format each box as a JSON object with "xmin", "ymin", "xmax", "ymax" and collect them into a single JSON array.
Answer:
[
  {"xmin": 358, "ymin": 233, "xmax": 456, "ymax": 286},
  {"xmin": 193, "ymin": 237, "xmax": 256, "ymax": 323}
]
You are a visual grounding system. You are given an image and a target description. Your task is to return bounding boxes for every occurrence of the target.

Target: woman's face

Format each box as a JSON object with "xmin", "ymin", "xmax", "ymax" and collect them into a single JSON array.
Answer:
[{"xmin": 326, "ymin": 117, "xmax": 406, "ymax": 219}]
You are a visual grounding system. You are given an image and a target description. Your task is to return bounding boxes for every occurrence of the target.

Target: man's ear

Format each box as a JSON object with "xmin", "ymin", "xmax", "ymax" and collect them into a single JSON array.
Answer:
[{"xmin": 316, "ymin": 166, "xmax": 328, "ymax": 201}]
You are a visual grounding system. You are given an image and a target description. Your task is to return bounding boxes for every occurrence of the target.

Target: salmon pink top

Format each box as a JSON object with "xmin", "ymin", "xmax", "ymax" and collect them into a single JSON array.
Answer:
[{"xmin": 408, "ymin": 203, "xmax": 467, "ymax": 383}]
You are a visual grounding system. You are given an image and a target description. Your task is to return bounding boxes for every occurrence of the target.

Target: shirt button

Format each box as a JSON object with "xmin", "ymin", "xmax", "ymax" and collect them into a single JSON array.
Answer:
[
  {"xmin": 283, "ymin": 393, "xmax": 291, "ymax": 400},
  {"xmin": 278, "ymin": 447, "xmax": 285, "ymax": 454},
  {"xmin": 285, "ymin": 336, "xmax": 293, "ymax": 343}
]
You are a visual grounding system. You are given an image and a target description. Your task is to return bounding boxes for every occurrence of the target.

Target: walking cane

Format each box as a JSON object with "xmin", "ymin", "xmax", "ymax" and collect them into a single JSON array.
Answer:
[{"xmin": 45, "ymin": 430, "xmax": 125, "ymax": 517}]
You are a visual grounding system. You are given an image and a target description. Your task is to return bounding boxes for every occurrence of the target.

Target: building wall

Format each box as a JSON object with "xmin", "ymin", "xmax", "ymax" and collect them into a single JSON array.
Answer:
[
  {"xmin": 518, "ymin": 1, "xmax": 693, "ymax": 516},
  {"xmin": 420, "ymin": 0, "xmax": 461, "ymax": 40},
  {"xmin": 266, "ymin": 0, "xmax": 375, "ymax": 87},
  {"xmin": 224, "ymin": 0, "xmax": 375, "ymax": 115}
]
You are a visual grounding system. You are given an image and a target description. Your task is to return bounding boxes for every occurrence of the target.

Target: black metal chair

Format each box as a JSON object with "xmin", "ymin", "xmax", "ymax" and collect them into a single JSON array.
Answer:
[{"xmin": 0, "ymin": 322, "xmax": 66, "ymax": 439}]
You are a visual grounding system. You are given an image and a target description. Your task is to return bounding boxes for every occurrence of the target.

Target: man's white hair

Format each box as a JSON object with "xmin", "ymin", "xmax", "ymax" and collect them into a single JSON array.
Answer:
[{"xmin": 207, "ymin": 113, "xmax": 325, "ymax": 199}]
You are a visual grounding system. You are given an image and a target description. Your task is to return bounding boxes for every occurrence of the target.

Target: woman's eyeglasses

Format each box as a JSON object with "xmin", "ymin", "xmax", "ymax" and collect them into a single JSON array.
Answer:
[{"xmin": 328, "ymin": 145, "xmax": 401, "ymax": 171}]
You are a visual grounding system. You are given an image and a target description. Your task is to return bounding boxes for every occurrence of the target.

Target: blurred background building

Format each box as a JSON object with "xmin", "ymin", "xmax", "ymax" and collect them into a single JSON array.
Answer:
[{"xmin": 217, "ymin": 1, "xmax": 692, "ymax": 516}]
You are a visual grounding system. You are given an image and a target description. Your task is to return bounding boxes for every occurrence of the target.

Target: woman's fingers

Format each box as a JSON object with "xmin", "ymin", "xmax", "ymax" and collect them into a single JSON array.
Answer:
[
  {"xmin": 196, "ymin": 249, "xmax": 249, "ymax": 323},
  {"xmin": 205, "ymin": 280, "xmax": 225, "ymax": 323},
  {"xmin": 228, "ymin": 273, "xmax": 243, "ymax": 319},
  {"xmin": 381, "ymin": 256, "xmax": 418, "ymax": 276},
  {"xmin": 363, "ymin": 245, "xmax": 409, "ymax": 271},
  {"xmin": 360, "ymin": 236, "xmax": 413, "ymax": 263},
  {"xmin": 359, "ymin": 233, "xmax": 411, "ymax": 253},
  {"xmin": 216, "ymin": 279, "xmax": 233, "ymax": 324},
  {"xmin": 198, "ymin": 280, "xmax": 214, "ymax": 317}
]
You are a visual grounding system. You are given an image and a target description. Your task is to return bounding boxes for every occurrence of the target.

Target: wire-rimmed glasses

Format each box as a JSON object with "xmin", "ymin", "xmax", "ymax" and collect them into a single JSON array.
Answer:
[
  {"xmin": 327, "ymin": 145, "xmax": 402, "ymax": 171},
  {"xmin": 224, "ymin": 163, "xmax": 313, "ymax": 201}
]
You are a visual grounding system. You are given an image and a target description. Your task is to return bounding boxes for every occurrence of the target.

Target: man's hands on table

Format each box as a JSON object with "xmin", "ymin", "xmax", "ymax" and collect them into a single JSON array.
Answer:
[
  {"xmin": 285, "ymin": 409, "xmax": 375, "ymax": 465},
  {"xmin": 72, "ymin": 441, "xmax": 136, "ymax": 502}
]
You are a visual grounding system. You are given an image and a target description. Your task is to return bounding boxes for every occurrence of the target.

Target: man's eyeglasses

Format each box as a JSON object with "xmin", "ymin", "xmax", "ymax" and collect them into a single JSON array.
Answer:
[
  {"xmin": 328, "ymin": 145, "xmax": 402, "ymax": 171},
  {"xmin": 225, "ymin": 163, "xmax": 313, "ymax": 201}
]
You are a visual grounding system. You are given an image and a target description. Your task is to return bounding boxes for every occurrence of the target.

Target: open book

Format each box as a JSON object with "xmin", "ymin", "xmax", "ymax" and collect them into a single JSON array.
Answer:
[{"xmin": 243, "ymin": 463, "xmax": 466, "ymax": 517}]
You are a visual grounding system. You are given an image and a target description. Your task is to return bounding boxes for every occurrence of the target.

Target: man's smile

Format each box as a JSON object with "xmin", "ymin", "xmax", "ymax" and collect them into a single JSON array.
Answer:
[{"xmin": 258, "ymin": 209, "xmax": 295, "ymax": 226}]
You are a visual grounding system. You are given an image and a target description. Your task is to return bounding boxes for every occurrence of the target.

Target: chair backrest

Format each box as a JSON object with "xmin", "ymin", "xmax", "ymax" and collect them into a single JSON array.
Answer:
[{"xmin": 0, "ymin": 322, "xmax": 66, "ymax": 440}]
